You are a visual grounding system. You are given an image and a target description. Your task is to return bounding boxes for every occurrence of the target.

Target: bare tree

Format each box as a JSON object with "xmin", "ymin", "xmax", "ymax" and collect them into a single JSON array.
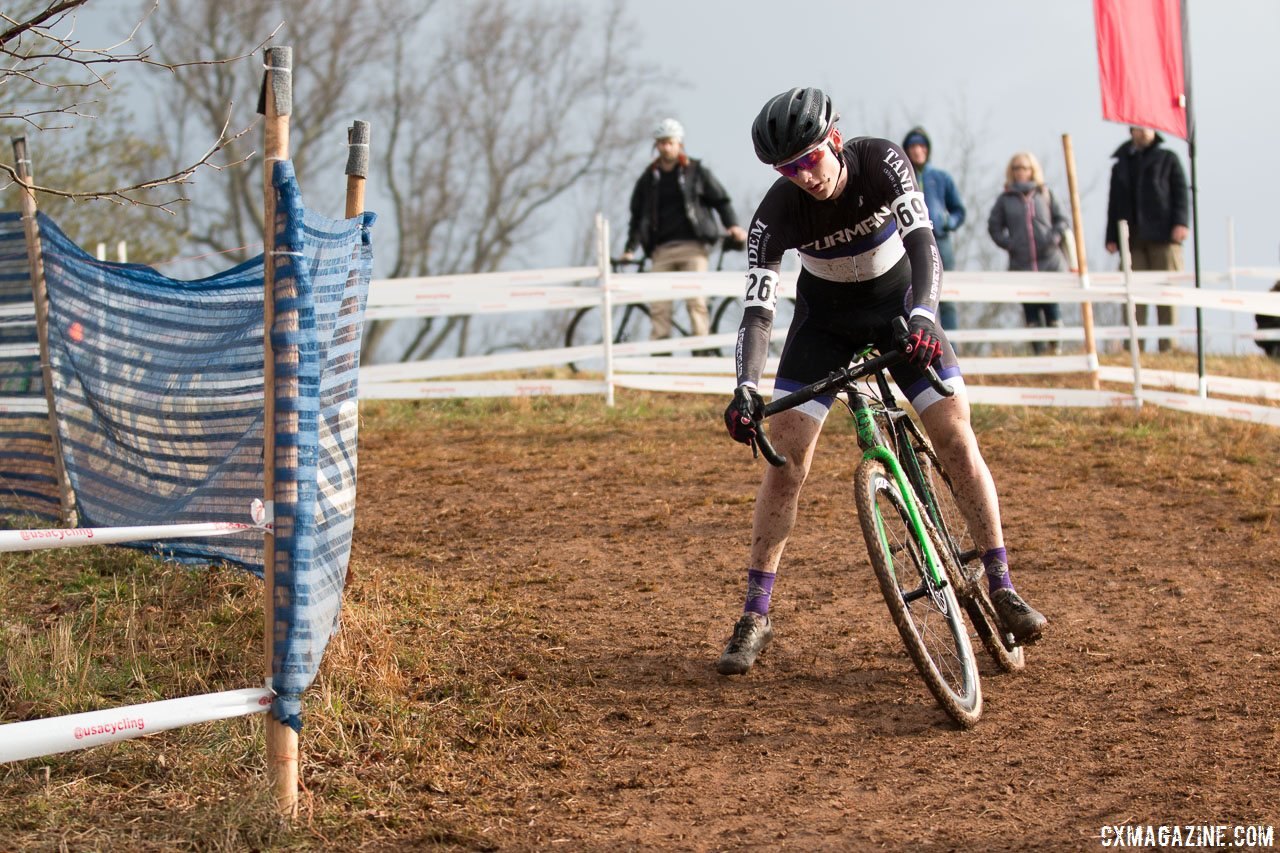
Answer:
[
  {"xmin": 370, "ymin": 0, "xmax": 663, "ymax": 360},
  {"xmin": 20, "ymin": 0, "xmax": 665, "ymax": 361},
  {"xmin": 0, "ymin": 1, "xmax": 256, "ymax": 211},
  {"xmin": 0, "ymin": 95, "xmax": 187, "ymax": 263},
  {"xmin": 141, "ymin": 0, "xmax": 427, "ymax": 263}
]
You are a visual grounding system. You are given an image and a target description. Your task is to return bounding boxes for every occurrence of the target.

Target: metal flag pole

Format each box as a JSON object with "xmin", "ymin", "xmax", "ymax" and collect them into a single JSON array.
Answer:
[{"xmin": 1182, "ymin": 0, "xmax": 1206, "ymax": 397}]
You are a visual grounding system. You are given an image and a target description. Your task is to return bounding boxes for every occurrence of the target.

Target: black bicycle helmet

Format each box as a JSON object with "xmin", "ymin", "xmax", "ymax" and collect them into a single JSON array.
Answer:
[{"xmin": 751, "ymin": 87, "xmax": 836, "ymax": 166}]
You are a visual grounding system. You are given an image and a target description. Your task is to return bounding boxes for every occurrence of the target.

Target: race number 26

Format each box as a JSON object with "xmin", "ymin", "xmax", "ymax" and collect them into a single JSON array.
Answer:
[{"xmin": 743, "ymin": 268, "xmax": 780, "ymax": 313}]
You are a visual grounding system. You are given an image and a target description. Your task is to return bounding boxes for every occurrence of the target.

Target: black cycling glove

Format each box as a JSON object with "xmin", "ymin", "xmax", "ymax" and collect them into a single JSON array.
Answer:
[
  {"xmin": 723, "ymin": 385, "xmax": 763, "ymax": 444},
  {"xmin": 905, "ymin": 315, "xmax": 943, "ymax": 368}
]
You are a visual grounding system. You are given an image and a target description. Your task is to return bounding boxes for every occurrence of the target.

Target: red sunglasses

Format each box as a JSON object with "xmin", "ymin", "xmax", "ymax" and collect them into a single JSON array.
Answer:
[{"xmin": 775, "ymin": 144, "xmax": 827, "ymax": 178}]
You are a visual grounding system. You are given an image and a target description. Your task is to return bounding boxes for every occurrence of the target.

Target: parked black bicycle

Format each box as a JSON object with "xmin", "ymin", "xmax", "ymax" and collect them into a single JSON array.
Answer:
[{"xmin": 563, "ymin": 239, "xmax": 794, "ymax": 372}]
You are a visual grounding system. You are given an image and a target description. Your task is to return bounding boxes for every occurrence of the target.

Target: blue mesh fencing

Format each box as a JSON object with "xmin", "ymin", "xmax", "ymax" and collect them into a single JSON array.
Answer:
[
  {"xmin": 4, "ymin": 161, "xmax": 374, "ymax": 730},
  {"xmin": 0, "ymin": 212, "xmax": 60, "ymax": 520}
]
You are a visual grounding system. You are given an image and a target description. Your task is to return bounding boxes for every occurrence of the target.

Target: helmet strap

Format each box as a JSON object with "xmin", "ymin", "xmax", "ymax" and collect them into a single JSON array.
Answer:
[{"xmin": 827, "ymin": 128, "xmax": 847, "ymax": 199}]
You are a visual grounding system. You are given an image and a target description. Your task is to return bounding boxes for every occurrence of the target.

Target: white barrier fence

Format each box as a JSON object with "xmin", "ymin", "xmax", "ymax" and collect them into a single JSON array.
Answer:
[
  {"xmin": 6, "ymin": 264, "xmax": 1279, "ymax": 417},
  {"xmin": 0, "ymin": 517, "xmax": 271, "ymax": 553},
  {"xmin": 357, "ymin": 263, "xmax": 1280, "ymax": 426},
  {"xmin": 0, "ymin": 688, "xmax": 273, "ymax": 764},
  {"xmin": 0, "ymin": 504, "xmax": 273, "ymax": 764}
]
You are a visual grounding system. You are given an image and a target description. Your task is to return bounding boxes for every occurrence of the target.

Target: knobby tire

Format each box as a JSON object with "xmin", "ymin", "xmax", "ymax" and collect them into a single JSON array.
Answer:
[
  {"xmin": 855, "ymin": 459, "xmax": 982, "ymax": 727},
  {"xmin": 907, "ymin": 430, "xmax": 1025, "ymax": 673}
]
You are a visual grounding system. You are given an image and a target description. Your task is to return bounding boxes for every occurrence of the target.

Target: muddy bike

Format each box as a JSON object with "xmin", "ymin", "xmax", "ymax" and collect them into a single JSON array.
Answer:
[{"xmin": 750, "ymin": 317, "xmax": 1017, "ymax": 726}]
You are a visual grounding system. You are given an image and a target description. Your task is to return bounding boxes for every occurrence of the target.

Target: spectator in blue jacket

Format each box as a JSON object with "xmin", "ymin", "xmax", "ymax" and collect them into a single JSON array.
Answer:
[{"xmin": 903, "ymin": 126, "xmax": 966, "ymax": 330}]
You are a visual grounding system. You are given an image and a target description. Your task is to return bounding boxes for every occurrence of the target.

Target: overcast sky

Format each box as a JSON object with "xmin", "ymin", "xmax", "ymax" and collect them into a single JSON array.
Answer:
[
  {"xmin": 69, "ymin": 0, "xmax": 1279, "ymax": 318},
  {"xmin": 618, "ymin": 0, "xmax": 1280, "ymax": 289},
  {"xmin": 73, "ymin": 0, "xmax": 1279, "ymax": 275}
]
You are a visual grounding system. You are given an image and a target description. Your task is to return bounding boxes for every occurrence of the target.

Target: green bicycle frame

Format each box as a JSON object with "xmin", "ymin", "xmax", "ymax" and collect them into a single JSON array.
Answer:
[{"xmin": 852, "ymin": 395, "xmax": 949, "ymax": 590}]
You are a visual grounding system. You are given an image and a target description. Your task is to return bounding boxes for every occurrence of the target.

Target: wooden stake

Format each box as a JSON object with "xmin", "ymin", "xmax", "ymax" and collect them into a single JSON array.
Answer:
[
  {"xmin": 344, "ymin": 120, "xmax": 369, "ymax": 219},
  {"xmin": 260, "ymin": 45, "xmax": 299, "ymax": 818},
  {"xmin": 341, "ymin": 121, "xmax": 369, "ymax": 588},
  {"xmin": 11, "ymin": 137, "xmax": 77, "ymax": 527},
  {"xmin": 1061, "ymin": 134, "xmax": 1101, "ymax": 390}
]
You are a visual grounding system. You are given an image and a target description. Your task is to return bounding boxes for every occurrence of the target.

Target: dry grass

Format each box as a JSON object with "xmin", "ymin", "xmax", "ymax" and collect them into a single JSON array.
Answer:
[{"xmin": 0, "ymin": 365, "xmax": 1278, "ymax": 849}]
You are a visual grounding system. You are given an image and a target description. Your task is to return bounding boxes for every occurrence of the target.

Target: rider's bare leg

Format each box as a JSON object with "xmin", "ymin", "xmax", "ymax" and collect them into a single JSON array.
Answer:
[
  {"xmin": 916, "ymin": 389, "xmax": 1046, "ymax": 641},
  {"xmin": 748, "ymin": 409, "xmax": 825, "ymax": 574},
  {"xmin": 916, "ymin": 391, "xmax": 1002, "ymax": 553}
]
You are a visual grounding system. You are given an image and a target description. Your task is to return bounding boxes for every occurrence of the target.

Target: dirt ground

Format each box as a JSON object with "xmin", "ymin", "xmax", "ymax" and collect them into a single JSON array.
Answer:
[{"xmin": 351, "ymin": 397, "xmax": 1280, "ymax": 851}]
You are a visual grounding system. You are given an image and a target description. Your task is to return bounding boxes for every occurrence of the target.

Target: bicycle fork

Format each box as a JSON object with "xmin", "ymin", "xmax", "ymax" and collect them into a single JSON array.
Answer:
[{"xmin": 852, "ymin": 394, "xmax": 950, "ymax": 597}]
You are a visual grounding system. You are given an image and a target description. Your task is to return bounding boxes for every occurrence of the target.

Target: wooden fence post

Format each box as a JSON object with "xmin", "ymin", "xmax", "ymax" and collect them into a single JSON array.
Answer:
[
  {"xmin": 260, "ymin": 44, "xmax": 299, "ymax": 818},
  {"xmin": 11, "ymin": 137, "xmax": 77, "ymax": 526}
]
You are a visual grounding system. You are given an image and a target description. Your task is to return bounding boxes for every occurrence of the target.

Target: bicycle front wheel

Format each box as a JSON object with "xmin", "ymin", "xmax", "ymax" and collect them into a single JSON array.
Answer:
[
  {"xmin": 910, "ymin": 433, "xmax": 1025, "ymax": 673},
  {"xmin": 855, "ymin": 459, "xmax": 982, "ymax": 727}
]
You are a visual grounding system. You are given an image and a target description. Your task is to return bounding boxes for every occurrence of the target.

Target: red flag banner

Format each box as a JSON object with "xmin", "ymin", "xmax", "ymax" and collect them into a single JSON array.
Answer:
[{"xmin": 1093, "ymin": 0, "xmax": 1189, "ymax": 139}]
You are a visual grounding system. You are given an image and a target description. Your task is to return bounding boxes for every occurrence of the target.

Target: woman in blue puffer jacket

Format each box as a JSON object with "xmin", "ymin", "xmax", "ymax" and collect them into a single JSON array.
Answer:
[{"xmin": 987, "ymin": 152, "xmax": 1072, "ymax": 354}]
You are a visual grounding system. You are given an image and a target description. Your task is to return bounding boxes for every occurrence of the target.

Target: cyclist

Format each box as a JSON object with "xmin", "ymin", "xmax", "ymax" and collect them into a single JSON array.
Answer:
[{"xmin": 717, "ymin": 87, "xmax": 1046, "ymax": 676}]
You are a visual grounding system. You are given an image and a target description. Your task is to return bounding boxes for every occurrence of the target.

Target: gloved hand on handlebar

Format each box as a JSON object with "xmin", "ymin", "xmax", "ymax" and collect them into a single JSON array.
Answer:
[
  {"xmin": 723, "ymin": 385, "xmax": 764, "ymax": 444},
  {"xmin": 904, "ymin": 314, "xmax": 943, "ymax": 368}
]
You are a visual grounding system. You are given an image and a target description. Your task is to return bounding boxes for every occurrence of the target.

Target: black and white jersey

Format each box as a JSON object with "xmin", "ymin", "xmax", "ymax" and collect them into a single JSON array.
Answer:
[{"xmin": 736, "ymin": 136, "xmax": 943, "ymax": 388}]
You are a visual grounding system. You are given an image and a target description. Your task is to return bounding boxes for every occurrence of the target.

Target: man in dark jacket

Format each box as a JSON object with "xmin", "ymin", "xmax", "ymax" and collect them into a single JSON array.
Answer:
[
  {"xmin": 622, "ymin": 118, "xmax": 746, "ymax": 341},
  {"xmin": 1105, "ymin": 126, "xmax": 1190, "ymax": 353},
  {"xmin": 1257, "ymin": 281, "xmax": 1280, "ymax": 359}
]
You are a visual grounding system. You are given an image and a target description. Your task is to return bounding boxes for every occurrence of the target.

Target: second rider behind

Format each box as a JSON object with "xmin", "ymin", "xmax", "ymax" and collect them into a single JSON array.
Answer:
[{"xmin": 717, "ymin": 87, "xmax": 1047, "ymax": 676}]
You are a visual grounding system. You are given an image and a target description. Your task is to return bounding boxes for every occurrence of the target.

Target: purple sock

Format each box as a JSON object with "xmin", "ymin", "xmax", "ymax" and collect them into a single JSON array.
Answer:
[
  {"xmin": 982, "ymin": 547, "xmax": 1013, "ymax": 592},
  {"xmin": 744, "ymin": 569, "xmax": 776, "ymax": 616}
]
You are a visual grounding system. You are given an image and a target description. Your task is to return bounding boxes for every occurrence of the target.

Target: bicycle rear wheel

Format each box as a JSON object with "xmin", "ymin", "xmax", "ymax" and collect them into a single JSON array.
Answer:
[
  {"xmin": 711, "ymin": 297, "xmax": 795, "ymax": 357},
  {"xmin": 908, "ymin": 432, "xmax": 1025, "ymax": 673},
  {"xmin": 564, "ymin": 304, "xmax": 647, "ymax": 373},
  {"xmin": 855, "ymin": 459, "xmax": 982, "ymax": 727}
]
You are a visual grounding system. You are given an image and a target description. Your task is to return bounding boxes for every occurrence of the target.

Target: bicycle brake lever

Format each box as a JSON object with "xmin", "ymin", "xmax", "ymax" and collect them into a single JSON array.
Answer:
[
  {"xmin": 753, "ymin": 422, "xmax": 787, "ymax": 467},
  {"xmin": 924, "ymin": 365, "xmax": 954, "ymax": 398}
]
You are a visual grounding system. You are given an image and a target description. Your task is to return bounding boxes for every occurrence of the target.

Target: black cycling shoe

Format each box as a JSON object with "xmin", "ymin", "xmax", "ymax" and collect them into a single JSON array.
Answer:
[
  {"xmin": 716, "ymin": 612, "xmax": 773, "ymax": 675},
  {"xmin": 991, "ymin": 588, "xmax": 1047, "ymax": 644}
]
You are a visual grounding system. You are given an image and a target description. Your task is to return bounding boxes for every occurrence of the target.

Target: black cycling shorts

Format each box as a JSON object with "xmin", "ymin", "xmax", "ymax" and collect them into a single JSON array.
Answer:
[{"xmin": 774, "ymin": 257, "xmax": 962, "ymax": 415}]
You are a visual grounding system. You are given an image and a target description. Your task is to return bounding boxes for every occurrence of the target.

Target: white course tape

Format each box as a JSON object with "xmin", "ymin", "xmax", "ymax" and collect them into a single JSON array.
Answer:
[
  {"xmin": 1097, "ymin": 366, "xmax": 1280, "ymax": 402},
  {"xmin": 1139, "ymin": 389, "xmax": 1280, "ymax": 426},
  {"xmin": 612, "ymin": 373, "xmax": 747, "ymax": 395},
  {"xmin": 612, "ymin": 356, "xmax": 737, "ymax": 375},
  {"xmin": 0, "ymin": 687, "xmax": 273, "ymax": 764},
  {"xmin": 965, "ymin": 386, "xmax": 1138, "ymax": 408},
  {"xmin": 368, "ymin": 266, "xmax": 598, "ymax": 305},
  {"xmin": 959, "ymin": 355, "xmax": 1095, "ymax": 375},
  {"xmin": 362, "ymin": 266, "xmax": 1280, "ymax": 323},
  {"xmin": 0, "ymin": 398, "xmax": 47, "ymax": 415},
  {"xmin": 0, "ymin": 343, "xmax": 39, "ymax": 359},
  {"xmin": 1230, "ymin": 266, "xmax": 1280, "ymax": 279},
  {"xmin": 0, "ymin": 516, "xmax": 271, "ymax": 554},
  {"xmin": 364, "ymin": 287, "xmax": 599, "ymax": 320},
  {"xmin": 345, "ymin": 263, "xmax": 1280, "ymax": 426},
  {"xmin": 358, "ymin": 329, "xmax": 774, "ymax": 384},
  {"xmin": 608, "ymin": 270, "xmax": 771, "ymax": 299},
  {"xmin": 361, "ymin": 344, "xmax": 605, "ymax": 382},
  {"xmin": 360, "ymin": 379, "xmax": 609, "ymax": 400}
]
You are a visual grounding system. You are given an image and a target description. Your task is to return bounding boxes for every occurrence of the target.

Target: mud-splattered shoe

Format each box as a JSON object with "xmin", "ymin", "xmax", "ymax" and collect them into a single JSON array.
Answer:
[
  {"xmin": 716, "ymin": 612, "xmax": 773, "ymax": 675},
  {"xmin": 991, "ymin": 588, "xmax": 1046, "ymax": 644}
]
